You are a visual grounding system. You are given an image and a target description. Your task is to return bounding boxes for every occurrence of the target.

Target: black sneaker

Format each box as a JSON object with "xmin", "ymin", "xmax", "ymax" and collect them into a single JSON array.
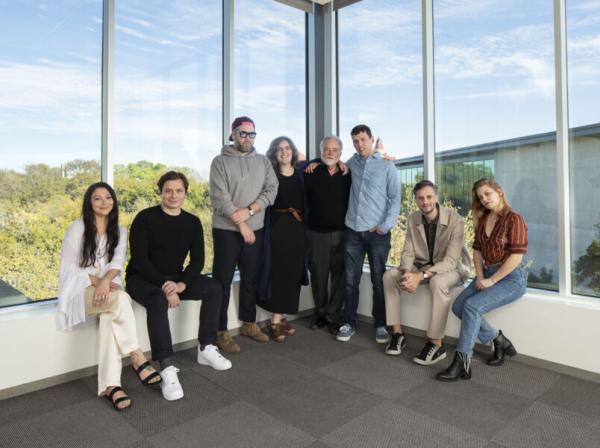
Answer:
[
  {"xmin": 413, "ymin": 341, "xmax": 447, "ymax": 366},
  {"xmin": 385, "ymin": 333, "xmax": 407, "ymax": 356}
]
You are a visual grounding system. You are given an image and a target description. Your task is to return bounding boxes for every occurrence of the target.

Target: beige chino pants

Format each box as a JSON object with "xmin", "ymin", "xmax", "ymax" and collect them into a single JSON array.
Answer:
[
  {"xmin": 96, "ymin": 289, "xmax": 140, "ymax": 395},
  {"xmin": 383, "ymin": 267, "xmax": 462, "ymax": 340}
]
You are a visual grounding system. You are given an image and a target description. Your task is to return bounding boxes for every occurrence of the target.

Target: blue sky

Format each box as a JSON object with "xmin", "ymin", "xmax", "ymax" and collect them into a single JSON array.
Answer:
[{"xmin": 0, "ymin": 0, "xmax": 599, "ymax": 172}]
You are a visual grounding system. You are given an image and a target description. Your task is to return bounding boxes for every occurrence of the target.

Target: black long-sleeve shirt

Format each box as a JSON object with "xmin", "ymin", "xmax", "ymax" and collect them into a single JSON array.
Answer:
[
  {"xmin": 304, "ymin": 164, "xmax": 351, "ymax": 232},
  {"xmin": 126, "ymin": 205, "xmax": 204, "ymax": 286}
]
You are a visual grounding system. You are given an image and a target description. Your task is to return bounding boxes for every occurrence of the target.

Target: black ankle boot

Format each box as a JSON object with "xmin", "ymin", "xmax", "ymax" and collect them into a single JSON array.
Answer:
[
  {"xmin": 436, "ymin": 352, "xmax": 472, "ymax": 382},
  {"xmin": 487, "ymin": 330, "xmax": 517, "ymax": 366}
]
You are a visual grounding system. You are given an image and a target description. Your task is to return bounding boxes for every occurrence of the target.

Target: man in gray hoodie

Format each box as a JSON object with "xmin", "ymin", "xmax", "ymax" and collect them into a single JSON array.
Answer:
[{"xmin": 210, "ymin": 116, "xmax": 279, "ymax": 353}]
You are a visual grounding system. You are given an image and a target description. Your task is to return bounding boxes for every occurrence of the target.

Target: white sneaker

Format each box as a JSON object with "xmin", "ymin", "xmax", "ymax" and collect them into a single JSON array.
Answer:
[
  {"xmin": 197, "ymin": 344, "xmax": 232, "ymax": 371},
  {"xmin": 160, "ymin": 366, "xmax": 184, "ymax": 401}
]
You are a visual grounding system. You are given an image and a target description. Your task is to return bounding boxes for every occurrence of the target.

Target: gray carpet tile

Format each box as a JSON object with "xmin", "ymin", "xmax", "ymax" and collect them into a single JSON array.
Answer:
[
  {"xmin": 125, "ymin": 440, "xmax": 158, "ymax": 448},
  {"xmin": 305, "ymin": 442, "xmax": 335, "ymax": 448},
  {"xmin": 190, "ymin": 347, "xmax": 314, "ymax": 395},
  {"xmin": 396, "ymin": 376, "xmax": 532, "ymax": 440},
  {"xmin": 0, "ymin": 399, "xmax": 142, "ymax": 448},
  {"xmin": 469, "ymin": 357, "xmax": 561, "ymax": 400},
  {"xmin": 0, "ymin": 380, "xmax": 92, "ymax": 427},
  {"xmin": 261, "ymin": 322, "xmax": 369, "ymax": 370},
  {"xmin": 317, "ymin": 349, "xmax": 433, "ymax": 399},
  {"xmin": 537, "ymin": 375, "xmax": 600, "ymax": 421},
  {"xmin": 244, "ymin": 368, "xmax": 382, "ymax": 438},
  {"xmin": 117, "ymin": 368, "xmax": 237, "ymax": 437},
  {"xmin": 492, "ymin": 402, "xmax": 600, "ymax": 448},
  {"xmin": 147, "ymin": 400, "xmax": 315, "ymax": 448},
  {"xmin": 321, "ymin": 400, "xmax": 488, "ymax": 448}
]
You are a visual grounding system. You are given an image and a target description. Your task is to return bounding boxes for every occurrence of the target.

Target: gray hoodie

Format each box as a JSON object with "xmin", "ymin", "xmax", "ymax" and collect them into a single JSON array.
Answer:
[{"xmin": 209, "ymin": 145, "xmax": 279, "ymax": 231}]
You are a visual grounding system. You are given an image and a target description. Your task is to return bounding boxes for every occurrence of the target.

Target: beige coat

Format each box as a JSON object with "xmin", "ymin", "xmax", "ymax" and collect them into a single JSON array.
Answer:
[{"xmin": 399, "ymin": 206, "xmax": 471, "ymax": 280}]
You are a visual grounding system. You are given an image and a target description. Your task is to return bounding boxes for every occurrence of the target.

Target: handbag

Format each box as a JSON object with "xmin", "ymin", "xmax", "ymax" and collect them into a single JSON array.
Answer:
[{"xmin": 84, "ymin": 285, "xmax": 121, "ymax": 315}]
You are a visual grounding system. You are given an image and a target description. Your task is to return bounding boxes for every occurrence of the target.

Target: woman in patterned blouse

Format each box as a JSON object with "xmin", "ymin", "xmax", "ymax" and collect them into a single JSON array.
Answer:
[{"xmin": 437, "ymin": 178, "xmax": 528, "ymax": 382}]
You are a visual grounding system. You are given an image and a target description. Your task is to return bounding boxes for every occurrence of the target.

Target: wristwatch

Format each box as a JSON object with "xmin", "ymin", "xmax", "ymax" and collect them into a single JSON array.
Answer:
[
  {"xmin": 247, "ymin": 206, "xmax": 254, "ymax": 217},
  {"xmin": 422, "ymin": 271, "xmax": 430, "ymax": 280}
]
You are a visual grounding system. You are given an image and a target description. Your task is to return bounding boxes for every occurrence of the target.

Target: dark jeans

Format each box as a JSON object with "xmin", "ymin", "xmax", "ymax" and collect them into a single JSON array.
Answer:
[
  {"xmin": 126, "ymin": 273, "xmax": 221, "ymax": 362},
  {"xmin": 212, "ymin": 228, "xmax": 264, "ymax": 331},
  {"xmin": 343, "ymin": 229, "xmax": 390, "ymax": 328},
  {"xmin": 308, "ymin": 229, "xmax": 345, "ymax": 323}
]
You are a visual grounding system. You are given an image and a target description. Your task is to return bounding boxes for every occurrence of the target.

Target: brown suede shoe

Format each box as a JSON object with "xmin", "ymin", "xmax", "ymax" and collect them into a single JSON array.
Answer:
[
  {"xmin": 281, "ymin": 317, "xmax": 296, "ymax": 336},
  {"xmin": 240, "ymin": 322, "xmax": 269, "ymax": 343},
  {"xmin": 268, "ymin": 321, "xmax": 286, "ymax": 343},
  {"xmin": 216, "ymin": 330, "xmax": 241, "ymax": 353}
]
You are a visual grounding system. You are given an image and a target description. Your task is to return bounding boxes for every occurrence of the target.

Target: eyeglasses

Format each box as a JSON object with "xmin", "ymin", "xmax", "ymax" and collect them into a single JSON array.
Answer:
[{"xmin": 237, "ymin": 130, "xmax": 257, "ymax": 139}]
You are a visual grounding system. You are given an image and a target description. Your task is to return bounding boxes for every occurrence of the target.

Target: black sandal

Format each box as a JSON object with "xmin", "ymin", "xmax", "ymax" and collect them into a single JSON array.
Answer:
[
  {"xmin": 105, "ymin": 386, "xmax": 131, "ymax": 411},
  {"xmin": 133, "ymin": 361, "xmax": 162, "ymax": 388}
]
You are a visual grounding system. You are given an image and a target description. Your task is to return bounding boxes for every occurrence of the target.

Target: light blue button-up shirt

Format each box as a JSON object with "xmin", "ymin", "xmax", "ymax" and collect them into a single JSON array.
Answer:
[{"xmin": 345, "ymin": 151, "xmax": 400, "ymax": 234}]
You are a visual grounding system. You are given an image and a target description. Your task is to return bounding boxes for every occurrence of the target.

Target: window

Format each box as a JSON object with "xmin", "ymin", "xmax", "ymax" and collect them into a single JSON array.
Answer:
[
  {"xmin": 234, "ymin": 0, "xmax": 306, "ymax": 156},
  {"xmin": 0, "ymin": 1, "xmax": 102, "ymax": 305},
  {"xmin": 434, "ymin": 0, "xmax": 558, "ymax": 290},
  {"xmin": 114, "ymin": 0, "xmax": 222, "ymax": 272},
  {"xmin": 338, "ymin": 0, "xmax": 423, "ymax": 266},
  {"xmin": 567, "ymin": 0, "xmax": 600, "ymax": 298}
]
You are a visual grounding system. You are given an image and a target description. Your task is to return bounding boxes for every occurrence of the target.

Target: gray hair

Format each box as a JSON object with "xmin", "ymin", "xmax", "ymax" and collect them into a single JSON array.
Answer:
[{"xmin": 319, "ymin": 135, "xmax": 343, "ymax": 154}]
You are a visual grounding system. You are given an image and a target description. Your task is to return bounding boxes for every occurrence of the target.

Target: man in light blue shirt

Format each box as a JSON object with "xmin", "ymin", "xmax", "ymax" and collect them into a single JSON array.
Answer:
[{"xmin": 337, "ymin": 124, "xmax": 400, "ymax": 343}]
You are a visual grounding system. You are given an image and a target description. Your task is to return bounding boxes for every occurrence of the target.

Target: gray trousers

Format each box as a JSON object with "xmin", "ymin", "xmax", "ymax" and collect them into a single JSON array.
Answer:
[{"xmin": 308, "ymin": 229, "xmax": 345, "ymax": 323}]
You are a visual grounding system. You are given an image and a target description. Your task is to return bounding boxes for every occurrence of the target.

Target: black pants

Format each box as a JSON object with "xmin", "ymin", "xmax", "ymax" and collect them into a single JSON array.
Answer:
[
  {"xmin": 212, "ymin": 228, "xmax": 264, "ymax": 331},
  {"xmin": 126, "ymin": 274, "xmax": 221, "ymax": 362},
  {"xmin": 308, "ymin": 229, "xmax": 346, "ymax": 323}
]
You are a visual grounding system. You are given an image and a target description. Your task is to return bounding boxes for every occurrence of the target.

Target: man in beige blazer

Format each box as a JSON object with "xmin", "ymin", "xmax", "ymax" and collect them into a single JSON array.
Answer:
[{"xmin": 383, "ymin": 180, "xmax": 471, "ymax": 366}]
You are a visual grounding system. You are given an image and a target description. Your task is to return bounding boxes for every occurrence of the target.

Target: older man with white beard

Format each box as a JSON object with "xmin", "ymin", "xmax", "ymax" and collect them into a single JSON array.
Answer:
[{"xmin": 304, "ymin": 136, "xmax": 351, "ymax": 333}]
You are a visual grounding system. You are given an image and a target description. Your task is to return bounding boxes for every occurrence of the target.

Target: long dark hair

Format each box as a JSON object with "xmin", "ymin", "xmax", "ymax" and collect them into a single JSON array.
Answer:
[{"xmin": 80, "ymin": 182, "xmax": 120, "ymax": 268}]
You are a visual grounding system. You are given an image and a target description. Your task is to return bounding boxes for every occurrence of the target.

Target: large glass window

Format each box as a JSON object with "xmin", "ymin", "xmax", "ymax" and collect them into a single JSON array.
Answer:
[
  {"xmin": 338, "ymin": 0, "xmax": 423, "ymax": 161},
  {"xmin": 434, "ymin": 0, "xmax": 558, "ymax": 290},
  {"xmin": 338, "ymin": 0, "xmax": 423, "ymax": 266},
  {"xmin": 234, "ymin": 0, "xmax": 306, "ymax": 156},
  {"xmin": 0, "ymin": 1, "xmax": 102, "ymax": 305},
  {"xmin": 114, "ymin": 0, "xmax": 222, "ymax": 272},
  {"xmin": 567, "ymin": 0, "xmax": 600, "ymax": 298}
]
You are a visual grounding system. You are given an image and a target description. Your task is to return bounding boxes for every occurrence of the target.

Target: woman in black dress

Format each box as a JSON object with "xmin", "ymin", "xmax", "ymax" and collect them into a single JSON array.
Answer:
[{"xmin": 259, "ymin": 136, "xmax": 308, "ymax": 342}]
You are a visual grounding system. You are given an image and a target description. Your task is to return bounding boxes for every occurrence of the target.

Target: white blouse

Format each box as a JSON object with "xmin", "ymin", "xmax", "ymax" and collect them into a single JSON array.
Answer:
[{"xmin": 56, "ymin": 219, "xmax": 128, "ymax": 330}]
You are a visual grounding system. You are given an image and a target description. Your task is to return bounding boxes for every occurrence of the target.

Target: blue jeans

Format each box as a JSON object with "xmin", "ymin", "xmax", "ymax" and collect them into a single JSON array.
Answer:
[
  {"xmin": 452, "ymin": 266, "xmax": 527, "ymax": 357},
  {"xmin": 344, "ymin": 229, "xmax": 391, "ymax": 328}
]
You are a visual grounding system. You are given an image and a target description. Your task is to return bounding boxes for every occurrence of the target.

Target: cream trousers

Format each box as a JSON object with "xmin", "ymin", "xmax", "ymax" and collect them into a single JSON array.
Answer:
[
  {"xmin": 96, "ymin": 289, "xmax": 140, "ymax": 395},
  {"xmin": 383, "ymin": 267, "xmax": 463, "ymax": 340}
]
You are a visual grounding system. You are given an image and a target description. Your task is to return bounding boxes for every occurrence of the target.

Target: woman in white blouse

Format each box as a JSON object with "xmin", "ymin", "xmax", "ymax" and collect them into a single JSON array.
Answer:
[{"xmin": 58, "ymin": 182, "xmax": 161, "ymax": 411}]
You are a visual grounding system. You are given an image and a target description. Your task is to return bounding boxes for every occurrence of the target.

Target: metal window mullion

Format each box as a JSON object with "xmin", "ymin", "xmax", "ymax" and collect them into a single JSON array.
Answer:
[
  {"xmin": 323, "ymin": 2, "xmax": 337, "ymax": 136},
  {"xmin": 222, "ymin": 0, "xmax": 234, "ymax": 145},
  {"xmin": 307, "ymin": 9, "xmax": 316, "ymax": 159},
  {"xmin": 422, "ymin": 0, "xmax": 435, "ymax": 181},
  {"xmin": 101, "ymin": 0, "xmax": 115, "ymax": 185},
  {"xmin": 554, "ymin": 0, "xmax": 571, "ymax": 296}
]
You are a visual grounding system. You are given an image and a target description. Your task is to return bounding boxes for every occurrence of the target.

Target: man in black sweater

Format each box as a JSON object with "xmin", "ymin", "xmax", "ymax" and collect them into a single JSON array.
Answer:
[
  {"xmin": 126, "ymin": 171, "xmax": 231, "ymax": 402},
  {"xmin": 304, "ymin": 135, "xmax": 351, "ymax": 333}
]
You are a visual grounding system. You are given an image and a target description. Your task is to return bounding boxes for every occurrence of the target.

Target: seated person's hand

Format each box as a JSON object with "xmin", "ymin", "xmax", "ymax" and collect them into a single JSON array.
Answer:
[
  {"xmin": 166, "ymin": 292, "xmax": 181, "ymax": 308},
  {"xmin": 399, "ymin": 271, "xmax": 421, "ymax": 293},
  {"xmin": 162, "ymin": 280, "xmax": 177, "ymax": 296},
  {"xmin": 175, "ymin": 282, "xmax": 186, "ymax": 294},
  {"xmin": 93, "ymin": 278, "xmax": 111, "ymax": 307},
  {"xmin": 478, "ymin": 278, "xmax": 495, "ymax": 290}
]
